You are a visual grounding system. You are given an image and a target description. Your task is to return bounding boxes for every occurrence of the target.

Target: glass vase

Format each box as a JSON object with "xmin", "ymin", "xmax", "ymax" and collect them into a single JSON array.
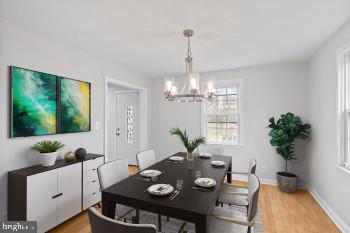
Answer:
[{"xmin": 187, "ymin": 151, "xmax": 194, "ymax": 169}]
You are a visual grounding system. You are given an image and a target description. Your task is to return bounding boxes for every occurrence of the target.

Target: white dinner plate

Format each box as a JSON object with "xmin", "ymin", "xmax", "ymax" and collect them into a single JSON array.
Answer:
[
  {"xmin": 211, "ymin": 160, "xmax": 226, "ymax": 167},
  {"xmin": 169, "ymin": 156, "xmax": 184, "ymax": 162},
  {"xmin": 195, "ymin": 178, "xmax": 217, "ymax": 188},
  {"xmin": 140, "ymin": 170, "xmax": 162, "ymax": 177},
  {"xmin": 148, "ymin": 184, "xmax": 174, "ymax": 196},
  {"xmin": 199, "ymin": 153, "xmax": 212, "ymax": 158}
]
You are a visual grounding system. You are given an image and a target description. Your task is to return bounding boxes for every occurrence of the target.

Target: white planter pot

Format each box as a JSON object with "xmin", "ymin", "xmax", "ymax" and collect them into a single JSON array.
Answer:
[{"xmin": 39, "ymin": 152, "xmax": 57, "ymax": 167}]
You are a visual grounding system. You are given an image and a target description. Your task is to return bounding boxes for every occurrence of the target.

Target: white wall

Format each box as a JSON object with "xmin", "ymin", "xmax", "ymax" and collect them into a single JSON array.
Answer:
[
  {"xmin": 306, "ymin": 21, "xmax": 350, "ymax": 232},
  {"xmin": 0, "ymin": 18, "xmax": 152, "ymax": 219},
  {"xmin": 151, "ymin": 63, "xmax": 309, "ymax": 181}
]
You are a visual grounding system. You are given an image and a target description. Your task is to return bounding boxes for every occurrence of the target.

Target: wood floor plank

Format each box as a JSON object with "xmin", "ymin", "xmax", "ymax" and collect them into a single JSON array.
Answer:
[{"xmin": 49, "ymin": 167, "xmax": 341, "ymax": 233}]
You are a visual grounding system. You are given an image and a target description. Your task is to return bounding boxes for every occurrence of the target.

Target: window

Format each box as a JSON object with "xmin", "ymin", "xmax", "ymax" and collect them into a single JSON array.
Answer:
[
  {"xmin": 201, "ymin": 81, "xmax": 242, "ymax": 145},
  {"xmin": 338, "ymin": 47, "xmax": 350, "ymax": 170}
]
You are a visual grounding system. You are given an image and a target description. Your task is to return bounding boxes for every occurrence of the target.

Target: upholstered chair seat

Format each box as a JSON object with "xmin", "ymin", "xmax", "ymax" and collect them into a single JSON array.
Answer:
[
  {"xmin": 211, "ymin": 174, "xmax": 260, "ymax": 233},
  {"xmin": 218, "ymin": 193, "xmax": 249, "ymax": 206},
  {"xmin": 209, "ymin": 207, "xmax": 249, "ymax": 233}
]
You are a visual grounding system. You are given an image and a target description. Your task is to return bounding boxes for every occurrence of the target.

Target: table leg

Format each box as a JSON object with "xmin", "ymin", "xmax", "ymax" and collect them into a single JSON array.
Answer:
[
  {"xmin": 227, "ymin": 162, "xmax": 232, "ymax": 184},
  {"xmin": 101, "ymin": 195, "xmax": 116, "ymax": 218},
  {"xmin": 195, "ymin": 215, "xmax": 208, "ymax": 233}
]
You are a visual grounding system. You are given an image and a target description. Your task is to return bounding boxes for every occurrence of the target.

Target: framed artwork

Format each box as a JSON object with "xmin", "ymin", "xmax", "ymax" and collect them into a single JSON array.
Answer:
[
  {"xmin": 59, "ymin": 77, "xmax": 91, "ymax": 133},
  {"xmin": 10, "ymin": 66, "xmax": 58, "ymax": 137}
]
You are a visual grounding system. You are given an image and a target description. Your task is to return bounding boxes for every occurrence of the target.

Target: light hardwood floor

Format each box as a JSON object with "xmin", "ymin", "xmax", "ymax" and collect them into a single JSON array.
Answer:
[{"xmin": 50, "ymin": 166, "xmax": 340, "ymax": 233}]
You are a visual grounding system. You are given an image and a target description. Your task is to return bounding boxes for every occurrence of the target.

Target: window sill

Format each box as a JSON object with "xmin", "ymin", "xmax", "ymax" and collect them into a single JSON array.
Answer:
[
  {"xmin": 206, "ymin": 141, "xmax": 245, "ymax": 148},
  {"xmin": 337, "ymin": 166, "xmax": 350, "ymax": 176}
]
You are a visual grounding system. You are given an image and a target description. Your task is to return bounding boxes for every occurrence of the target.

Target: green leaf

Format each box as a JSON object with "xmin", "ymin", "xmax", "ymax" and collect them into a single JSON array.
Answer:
[
  {"xmin": 170, "ymin": 127, "xmax": 206, "ymax": 153},
  {"xmin": 31, "ymin": 140, "xmax": 65, "ymax": 153}
]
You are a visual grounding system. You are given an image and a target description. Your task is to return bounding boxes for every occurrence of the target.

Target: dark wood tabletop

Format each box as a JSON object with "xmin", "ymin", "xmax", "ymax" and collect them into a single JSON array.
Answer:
[{"xmin": 101, "ymin": 152, "xmax": 232, "ymax": 233}]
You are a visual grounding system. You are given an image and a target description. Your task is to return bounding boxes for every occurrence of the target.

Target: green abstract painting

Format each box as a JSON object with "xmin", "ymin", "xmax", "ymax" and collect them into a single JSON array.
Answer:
[
  {"xmin": 11, "ymin": 67, "xmax": 57, "ymax": 137},
  {"xmin": 59, "ymin": 77, "xmax": 90, "ymax": 133}
]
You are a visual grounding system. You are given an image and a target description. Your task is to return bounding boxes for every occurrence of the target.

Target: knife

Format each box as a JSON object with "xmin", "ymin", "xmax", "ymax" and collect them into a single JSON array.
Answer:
[{"xmin": 170, "ymin": 190, "xmax": 180, "ymax": 200}]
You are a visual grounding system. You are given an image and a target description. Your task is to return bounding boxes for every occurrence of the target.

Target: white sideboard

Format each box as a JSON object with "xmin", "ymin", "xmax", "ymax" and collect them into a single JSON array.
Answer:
[{"xmin": 8, "ymin": 154, "xmax": 104, "ymax": 233}]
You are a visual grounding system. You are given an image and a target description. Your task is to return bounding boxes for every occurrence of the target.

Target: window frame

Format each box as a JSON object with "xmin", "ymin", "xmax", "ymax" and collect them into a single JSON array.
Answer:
[
  {"xmin": 337, "ymin": 44, "xmax": 350, "ymax": 172},
  {"xmin": 201, "ymin": 79, "xmax": 243, "ymax": 146}
]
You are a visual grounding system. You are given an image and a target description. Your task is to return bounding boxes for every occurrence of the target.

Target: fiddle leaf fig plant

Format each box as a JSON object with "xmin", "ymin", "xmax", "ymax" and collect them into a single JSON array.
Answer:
[{"xmin": 268, "ymin": 113, "xmax": 311, "ymax": 174}]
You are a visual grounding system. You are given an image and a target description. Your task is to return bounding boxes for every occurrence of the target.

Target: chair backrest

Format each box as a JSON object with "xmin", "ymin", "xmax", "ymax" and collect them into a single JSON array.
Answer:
[
  {"xmin": 136, "ymin": 149, "xmax": 156, "ymax": 170},
  {"xmin": 97, "ymin": 159, "xmax": 129, "ymax": 190},
  {"xmin": 247, "ymin": 174, "xmax": 260, "ymax": 221},
  {"xmin": 248, "ymin": 159, "xmax": 257, "ymax": 176},
  {"xmin": 88, "ymin": 207, "xmax": 157, "ymax": 233},
  {"xmin": 198, "ymin": 144, "xmax": 223, "ymax": 155}
]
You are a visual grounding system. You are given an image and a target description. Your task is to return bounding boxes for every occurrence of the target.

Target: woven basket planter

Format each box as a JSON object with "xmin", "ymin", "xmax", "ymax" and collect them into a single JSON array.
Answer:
[{"xmin": 39, "ymin": 152, "xmax": 57, "ymax": 167}]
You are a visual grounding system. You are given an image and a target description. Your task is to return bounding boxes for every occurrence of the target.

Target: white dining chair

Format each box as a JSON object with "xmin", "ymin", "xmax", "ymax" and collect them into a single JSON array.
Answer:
[
  {"xmin": 218, "ymin": 159, "xmax": 257, "ymax": 207},
  {"xmin": 209, "ymin": 174, "xmax": 260, "ymax": 233},
  {"xmin": 221, "ymin": 158, "xmax": 257, "ymax": 194},
  {"xmin": 97, "ymin": 159, "xmax": 137, "ymax": 222},
  {"xmin": 136, "ymin": 149, "xmax": 156, "ymax": 170},
  {"xmin": 198, "ymin": 144, "xmax": 223, "ymax": 155},
  {"xmin": 88, "ymin": 207, "xmax": 157, "ymax": 233},
  {"xmin": 136, "ymin": 149, "xmax": 175, "ymax": 231}
]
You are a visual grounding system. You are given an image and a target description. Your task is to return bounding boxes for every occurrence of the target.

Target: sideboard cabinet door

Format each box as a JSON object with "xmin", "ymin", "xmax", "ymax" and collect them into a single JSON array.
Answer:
[
  {"xmin": 57, "ymin": 162, "xmax": 82, "ymax": 224},
  {"xmin": 27, "ymin": 169, "xmax": 58, "ymax": 233}
]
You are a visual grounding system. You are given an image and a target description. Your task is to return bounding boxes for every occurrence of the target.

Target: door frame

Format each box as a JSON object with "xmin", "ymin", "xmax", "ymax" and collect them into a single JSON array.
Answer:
[{"xmin": 104, "ymin": 76, "xmax": 148, "ymax": 162}]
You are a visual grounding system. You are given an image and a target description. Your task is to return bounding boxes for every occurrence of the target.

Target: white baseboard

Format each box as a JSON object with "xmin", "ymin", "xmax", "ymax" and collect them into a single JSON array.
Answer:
[
  {"xmin": 231, "ymin": 174, "xmax": 277, "ymax": 185},
  {"xmin": 306, "ymin": 185, "xmax": 350, "ymax": 233},
  {"xmin": 232, "ymin": 175, "xmax": 349, "ymax": 232}
]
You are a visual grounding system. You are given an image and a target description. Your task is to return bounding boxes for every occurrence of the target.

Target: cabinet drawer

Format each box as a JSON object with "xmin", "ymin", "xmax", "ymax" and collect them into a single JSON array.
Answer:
[
  {"xmin": 83, "ymin": 170, "xmax": 99, "ymax": 185},
  {"xmin": 83, "ymin": 182, "xmax": 101, "ymax": 210},
  {"xmin": 83, "ymin": 157, "xmax": 104, "ymax": 172},
  {"xmin": 83, "ymin": 190, "xmax": 101, "ymax": 210}
]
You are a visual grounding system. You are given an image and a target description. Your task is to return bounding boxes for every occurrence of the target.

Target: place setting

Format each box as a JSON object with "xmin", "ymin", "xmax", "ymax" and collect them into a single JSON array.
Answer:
[
  {"xmin": 146, "ymin": 179, "xmax": 183, "ymax": 201},
  {"xmin": 134, "ymin": 169, "xmax": 162, "ymax": 182},
  {"xmin": 192, "ymin": 177, "xmax": 217, "ymax": 192},
  {"xmin": 198, "ymin": 153, "xmax": 212, "ymax": 159},
  {"xmin": 210, "ymin": 160, "xmax": 226, "ymax": 168},
  {"xmin": 166, "ymin": 155, "xmax": 185, "ymax": 164}
]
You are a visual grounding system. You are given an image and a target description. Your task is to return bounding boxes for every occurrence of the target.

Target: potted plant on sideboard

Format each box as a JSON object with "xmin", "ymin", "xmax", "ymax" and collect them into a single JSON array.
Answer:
[
  {"xmin": 170, "ymin": 127, "xmax": 206, "ymax": 167},
  {"xmin": 31, "ymin": 140, "xmax": 65, "ymax": 167},
  {"xmin": 268, "ymin": 112, "xmax": 311, "ymax": 193}
]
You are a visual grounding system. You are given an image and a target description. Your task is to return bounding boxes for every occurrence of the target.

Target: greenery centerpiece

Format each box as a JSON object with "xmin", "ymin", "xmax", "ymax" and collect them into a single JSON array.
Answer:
[
  {"xmin": 169, "ymin": 127, "xmax": 206, "ymax": 162},
  {"xmin": 268, "ymin": 112, "xmax": 311, "ymax": 193},
  {"xmin": 31, "ymin": 140, "xmax": 65, "ymax": 167}
]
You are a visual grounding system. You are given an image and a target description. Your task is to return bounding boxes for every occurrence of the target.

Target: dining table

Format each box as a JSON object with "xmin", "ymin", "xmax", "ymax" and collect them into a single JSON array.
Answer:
[{"xmin": 101, "ymin": 152, "xmax": 232, "ymax": 233}]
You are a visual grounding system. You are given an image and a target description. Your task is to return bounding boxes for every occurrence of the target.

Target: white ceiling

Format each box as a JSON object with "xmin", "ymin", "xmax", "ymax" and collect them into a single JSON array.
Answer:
[{"xmin": 1, "ymin": 0, "xmax": 350, "ymax": 78}]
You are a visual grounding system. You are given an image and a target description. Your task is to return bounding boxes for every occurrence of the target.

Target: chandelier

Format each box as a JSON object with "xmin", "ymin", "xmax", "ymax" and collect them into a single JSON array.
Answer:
[{"xmin": 164, "ymin": 29, "xmax": 215, "ymax": 102}]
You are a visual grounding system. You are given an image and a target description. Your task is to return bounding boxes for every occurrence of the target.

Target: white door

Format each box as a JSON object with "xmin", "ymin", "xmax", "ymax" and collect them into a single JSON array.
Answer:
[
  {"xmin": 57, "ymin": 163, "xmax": 82, "ymax": 224},
  {"xmin": 116, "ymin": 91, "xmax": 140, "ymax": 165},
  {"xmin": 27, "ymin": 169, "xmax": 58, "ymax": 233}
]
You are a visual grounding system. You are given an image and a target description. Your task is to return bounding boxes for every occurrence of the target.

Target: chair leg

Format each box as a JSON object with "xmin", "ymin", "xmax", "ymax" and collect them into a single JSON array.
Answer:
[
  {"xmin": 158, "ymin": 214, "xmax": 162, "ymax": 232},
  {"xmin": 221, "ymin": 202, "xmax": 223, "ymax": 207},
  {"xmin": 132, "ymin": 209, "xmax": 140, "ymax": 224},
  {"xmin": 247, "ymin": 226, "xmax": 251, "ymax": 233},
  {"xmin": 167, "ymin": 216, "xmax": 170, "ymax": 222},
  {"xmin": 178, "ymin": 222, "xmax": 187, "ymax": 233},
  {"xmin": 97, "ymin": 202, "xmax": 102, "ymax": 208}
]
